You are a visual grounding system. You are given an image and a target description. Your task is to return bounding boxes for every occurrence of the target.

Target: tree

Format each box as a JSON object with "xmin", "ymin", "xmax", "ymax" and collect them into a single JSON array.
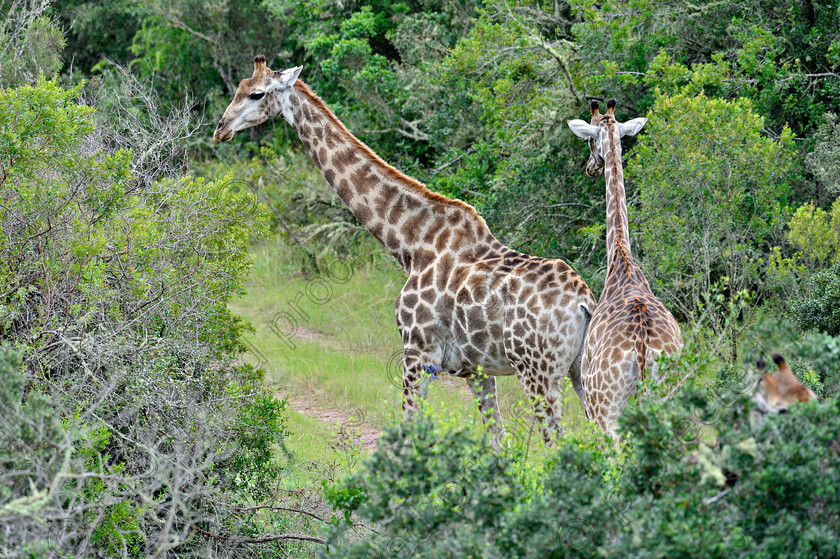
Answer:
[
  {"xmin": 0, "ymin": 75, "xmax": 318, "ymax": 557},
  {"xmin": 630, "ymin": 91, "xmax": 795, "ymax": 320}
]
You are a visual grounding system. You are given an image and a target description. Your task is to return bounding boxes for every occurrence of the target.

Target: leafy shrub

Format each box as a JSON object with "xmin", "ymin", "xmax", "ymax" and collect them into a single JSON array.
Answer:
[
  {"xmin": 0, "ymin": 75, "xmax": 305, "ymax": 557},
  {"xmin": 795, "ymin": 261, "xmax": 840, "ymax": 336},
  {"xmin": 796, "ymin": 332, "xmax": 840, "ymax": 399},
  {"xmin": 325, "ymin": 365, "xmax": 840, "ymax": 558},
  {"xmin": 806, "ymin": 113, "xmax": 840, "ymax": 199},
  {"xmin": 787, "ymin": 198, "xmax": 840, "ymax": 269}
]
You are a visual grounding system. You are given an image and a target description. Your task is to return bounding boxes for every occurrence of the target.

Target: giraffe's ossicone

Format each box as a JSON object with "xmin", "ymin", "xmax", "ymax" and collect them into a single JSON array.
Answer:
[
  {"xmin": 215, "ymin": 56, "xmax": 596, "ymax": 445},
  {"xmin": 568, "ymin": 99, "xmax": 683, "ymax": 441}
]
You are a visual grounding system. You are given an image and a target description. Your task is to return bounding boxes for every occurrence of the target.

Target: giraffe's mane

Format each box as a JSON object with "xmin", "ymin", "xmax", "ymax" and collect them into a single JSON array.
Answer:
[
  {"xmin": 603, "ymin": 116, "xmax": 634, "ymax": 274},
  {"xmin": 294, "ymin": 80, "xmax": 486, "ymax": 225}
]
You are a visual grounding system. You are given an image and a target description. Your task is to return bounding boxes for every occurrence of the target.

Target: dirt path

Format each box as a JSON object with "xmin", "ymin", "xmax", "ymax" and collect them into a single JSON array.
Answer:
[
  {"xmin": 275, "ymin": 387, "xmax": 381, "ymax": 453},
  {"xmin": 271, "ymin": 327, "xmax": 478, "ymax": 454}
]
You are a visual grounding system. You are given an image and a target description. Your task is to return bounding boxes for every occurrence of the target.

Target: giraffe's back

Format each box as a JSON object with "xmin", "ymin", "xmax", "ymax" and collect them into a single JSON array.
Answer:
[{"xmin": 582, "ymin": 275, "xmax": 682, "ymax": 428}]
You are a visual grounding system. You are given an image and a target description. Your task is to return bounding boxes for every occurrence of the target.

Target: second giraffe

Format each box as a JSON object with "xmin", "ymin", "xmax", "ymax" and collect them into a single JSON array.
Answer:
[{"xmin": 568, "ymin": 99, "xmax": 682, "ymax": 440}]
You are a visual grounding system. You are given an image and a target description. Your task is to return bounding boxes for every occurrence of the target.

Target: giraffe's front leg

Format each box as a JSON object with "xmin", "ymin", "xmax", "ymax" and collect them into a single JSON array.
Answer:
[
  {"xmin": 465, "ymin": 373, "xmax": 506, "ymax": 450},
  {"xmin": 400, "ymin": 347, "xmax": 427, "ymax": 420}
]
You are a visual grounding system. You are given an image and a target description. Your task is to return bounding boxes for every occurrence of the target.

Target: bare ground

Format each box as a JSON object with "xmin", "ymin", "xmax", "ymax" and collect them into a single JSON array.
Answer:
[
  {"xmin": 271, "ymin": 326, "xmax": 477, "ymax": 454},
  {"xmin": 274, "ymin": 387, "xmax": 381, "ymax": 453}
]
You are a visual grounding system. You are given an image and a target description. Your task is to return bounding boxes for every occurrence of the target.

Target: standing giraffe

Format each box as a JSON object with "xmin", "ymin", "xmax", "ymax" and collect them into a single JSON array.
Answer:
[
  {"xmin": 568, "ymin": 99, "xmax": 682, "ymax": 439},
  {"xmin": 214, "ymin": 56, "xmax": 596, "ymax": 444}
]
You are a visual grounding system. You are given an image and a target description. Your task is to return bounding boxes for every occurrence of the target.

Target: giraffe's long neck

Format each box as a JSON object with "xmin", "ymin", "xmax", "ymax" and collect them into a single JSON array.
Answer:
[
  {"xmin": 279, "ymin": 81, "xmax": 492, "ymax": 272},
  {"xmin": 602, "ymin": 119, "xmax": 633, "ymax": 276}
]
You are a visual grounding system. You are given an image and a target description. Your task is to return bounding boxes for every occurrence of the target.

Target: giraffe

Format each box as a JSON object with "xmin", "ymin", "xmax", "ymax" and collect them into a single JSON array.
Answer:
[
  {"xmin": 214, "ymin": 56, "xmax": 597, "ymax": 444},
  {"xmin": 754, "ymin": 354, "xmax": 817, "ymax": 414},
  {"xmin": 568, "ymin": 99, "xmax": 682, "ymax": 439}
]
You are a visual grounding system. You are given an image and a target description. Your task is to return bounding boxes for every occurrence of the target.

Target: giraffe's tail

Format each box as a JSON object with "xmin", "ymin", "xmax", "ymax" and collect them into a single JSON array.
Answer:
[{"xmin": 635, "ymin": 336, "xmax": 648, "ymax": 383}]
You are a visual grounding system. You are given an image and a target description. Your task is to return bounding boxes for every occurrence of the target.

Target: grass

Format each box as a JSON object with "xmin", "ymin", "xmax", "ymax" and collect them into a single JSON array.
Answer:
[{"xmin": 231, "ymin": 238, "xmax": 589, "ymax": 470}]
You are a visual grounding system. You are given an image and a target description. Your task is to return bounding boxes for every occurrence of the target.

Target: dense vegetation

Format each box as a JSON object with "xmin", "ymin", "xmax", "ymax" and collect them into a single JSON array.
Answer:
[{"xmin": 1, "ymin": 0, "xmax": 839, "ymax": 556}]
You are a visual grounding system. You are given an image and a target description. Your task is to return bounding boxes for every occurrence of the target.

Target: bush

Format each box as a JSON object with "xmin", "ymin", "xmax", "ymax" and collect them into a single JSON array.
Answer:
[
  {"xmin": 325, "ymin": 360, "xmax": 840, "ymax": 558},
  {"xmin": 787, "ymin": 198, "xmax": 840, "ymax": 269},
  {"xmin": 0, "ymin": 76, "xmax": 310, "ymax": 557},
  {"xmin": 795, "ymin": 261, "xmax": 840, "ymax": 336},
  {"xmin": 631, "ymin": 91, "xmax": 795, "ymax": 320}
]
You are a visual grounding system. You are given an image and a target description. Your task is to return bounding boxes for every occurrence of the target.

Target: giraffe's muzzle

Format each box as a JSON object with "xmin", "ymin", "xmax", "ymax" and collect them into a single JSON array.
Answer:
[{"xmin": 214, "ymin": 119, "xmax": 234, "ymax": 143}]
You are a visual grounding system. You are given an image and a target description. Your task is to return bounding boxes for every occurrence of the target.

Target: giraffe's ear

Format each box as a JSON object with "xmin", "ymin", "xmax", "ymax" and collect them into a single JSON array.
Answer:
[
  {"xmin": 618, "ymin": 117, "xmax": 646, "ymax": 138},
  {"xmin": 568, "ymin": 119, "xmax": 598, "ymax": 140},
  {"xmin": 274, "ymin": 66, "xmax": 302, "ymax": 89}
]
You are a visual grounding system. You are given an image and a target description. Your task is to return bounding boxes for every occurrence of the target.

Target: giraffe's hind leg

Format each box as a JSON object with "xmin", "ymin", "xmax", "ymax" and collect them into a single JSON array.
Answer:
[
  {"xmin": 510, "ymin": 363, "xmax": 565, "ymax": 445},
  {"xmin": 465, "ymin": 373, "xmax": 506, "ymax": 450}
]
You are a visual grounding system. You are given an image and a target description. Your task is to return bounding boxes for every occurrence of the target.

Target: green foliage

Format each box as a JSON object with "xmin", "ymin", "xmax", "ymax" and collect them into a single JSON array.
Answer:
[
  {"xmin": 795, "ymin": 262, "xmax": 840, "ymax": 336},
  {"xmin": 631, "ymin": 91, "xmax": 794, "ymax": 319},
  {"xmin": 128, "ymin": 0, "xmax": 287, "ymax": 114},
  {"xmin": 221, "ymin": 366, "xmax": 289, "ymax": 500},
  {"xmin": 326, "ymin": 368, "xmax": 840, "ymax": 558},
  {"xmin": 570, "ymin": 0, "xmax": 840, "ymax": 138},
  {"xmin": 0, "ymin": 72, "xmax": 302, "ymax": 556},
  {"xmin": 796, "ymin": 331, "xmax": 840, "ymax": 398},
  {"xmin": 324, "ymin": 415, "xmax": 534, "ymax": 558},
  {"xmin": 0, "ymin": 3, "xmax": 65, "ymax": 87},
  {"xmin": 805, "ymin": 113, "xmax": 840, "ymax": 198},
  {"xmin": 53, "ymin": 0, "xmax": 139, "ymax": 73},
  {"xmin": 787, "ymin": 197, "xmax": 840, "ymax": 269}
]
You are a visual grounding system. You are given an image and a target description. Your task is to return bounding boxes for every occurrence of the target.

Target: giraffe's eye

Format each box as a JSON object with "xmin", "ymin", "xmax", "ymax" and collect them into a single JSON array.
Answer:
[{"xmin": 249, "ymin": 91, "xmax": 265, "ymax": 100}]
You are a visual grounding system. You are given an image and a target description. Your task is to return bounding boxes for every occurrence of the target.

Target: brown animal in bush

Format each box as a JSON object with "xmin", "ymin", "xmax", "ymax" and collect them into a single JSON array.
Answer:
[{"xmin": 753, "ymin": 354, "xmax": 817, "ymax": 414}]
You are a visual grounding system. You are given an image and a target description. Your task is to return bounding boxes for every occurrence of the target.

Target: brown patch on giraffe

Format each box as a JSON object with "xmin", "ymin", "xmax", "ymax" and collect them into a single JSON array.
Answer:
[
  {"xmin": 436, "ymin": 255, "xmax": 454, "ymax": 291},
  {"xmin": 385, "ymin": 229, "xmax": 400, "ymax": 251},
  {"xmin": 456, "ymin": 288, "xmax": 471, "ymax": 306},
  {"xmin": 353, "ymin": 205, "xmax": 372, "ymax": 225},
  {"xmin": 387, "ymin": 197, "xmax": 406, "ymax": 224},
  {"xmin": 373, "ymin": 191, "xmax": 391, "ymax": 217},
  {"xmin": 403, "ymin": 209, "xmax": 429, "ymax": 245},
  {"xmin": 420, "ymin": 288, "xmax": 436, "ymax": 304},
  {"xmin": 333, "ymin": 145, "xmax": 361, "ymax": 173},
  {"xmin": 422, "ymin": 224, "xmax": 439, "ymax": 244},
  {"xmin": 466, "ymin": 306, "xmax": 484, "ymax": 326},
  {"xmin": 324, "ymin": 126, "xmax": 341, "ymax": 149},
  {"xmin": 349, "ymin": 166, "xmax": 377, "ymax": 197},
  {"xmin": 415, "ymin": 304, "xmax": 433, "ymax": 324},
  {"xmin": 402, "ymin": 293, "xmax": 419, "ymax": 309},
  {"xmin": 335, "ymin": 178, "xmax": 351, "ymax": 200},
  {"xmin": 413, "ymin": 248, "xmax": 435, "ymax": 270}
]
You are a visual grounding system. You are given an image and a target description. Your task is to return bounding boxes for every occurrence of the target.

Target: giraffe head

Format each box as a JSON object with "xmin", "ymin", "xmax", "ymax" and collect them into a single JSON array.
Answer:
[
  {"xmin": 567, "ymin": 99, "xmax": 647, "ymax": 177},
  {"xmin": 753, "ymin": 354, "xmax": 817, "ymax": 414},
  {"xmin": 214, "ymin": 55, "xmax": 302, "ymax": 142}
]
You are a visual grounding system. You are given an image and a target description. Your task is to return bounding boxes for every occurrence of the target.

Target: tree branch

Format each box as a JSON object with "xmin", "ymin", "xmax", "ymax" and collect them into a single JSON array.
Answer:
[
  {"xmin": 188, "ymin": 523, "xmax": 327, "ymax": 545},
  {"xmin": 170, "ymin": 15, "xmax": 235, "ymax": 93}
]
